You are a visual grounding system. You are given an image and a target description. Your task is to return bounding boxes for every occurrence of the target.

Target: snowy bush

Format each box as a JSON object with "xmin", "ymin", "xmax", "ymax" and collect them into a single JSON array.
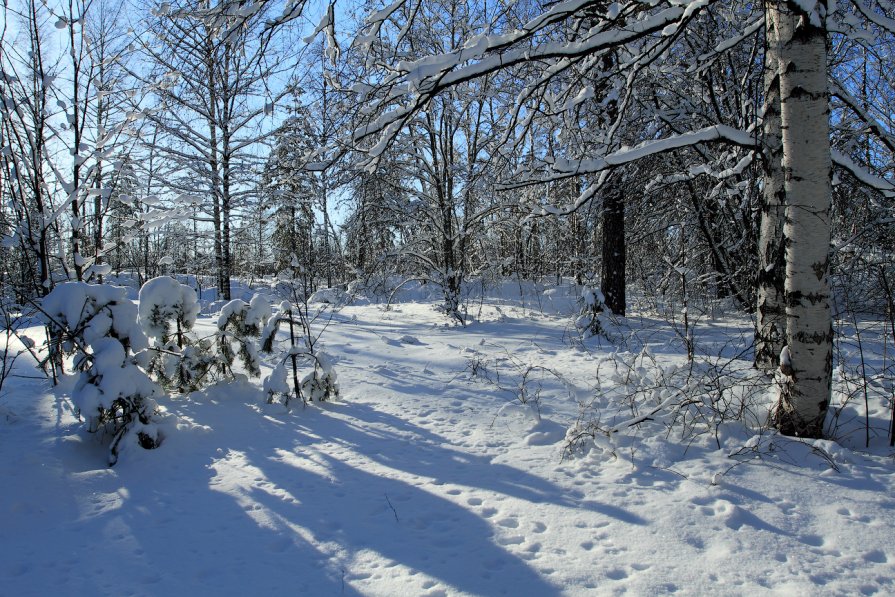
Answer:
[
  {"xmin": 575, "ymin": 286, "xmax": 608, "ymax": 337},
  {"xmin": 309, "ymin": 287, "xmax": 349, "ymax": 306},
  {"xmin": 259, "ymin": 301, "xmax": 340, "ymax": 406},
  {"xmin": 464, "ymin": 345, "xmax": 570, "ymax": 429},
  {"xmin": 348, "ymin": 270, "xmax": 403, "ymax": 303},
  {"xmin": 301, "ymin": 353, "xmax": 340, "ymax": 402},
  {"xmin": 138, "ymin": 277, "xmax": 213, "ymax": 392},
  {"xmin": 216, "ymin": 295, "xmax": 271, "ymax": 377},
  {"xmin": 41, "ymin": 283, "xmax": 163, "ymax": 465},
  {"xmin": 138, "ymin": 276, "xmax": 200, "ymax": 346},
  {"xmin": 148, "ymin": 338, "xmax": 216, "ymax": 394},
  {"xmin": 262, "ymin": 359, "xmax": 292, "ymax": 404},
  {"xmin": 564, "ymin": 349, "xmax": 769, "ymax": 461},
  {"xmin": 0, "ymin": 296, "xmax": 37, "ymax": 398}
]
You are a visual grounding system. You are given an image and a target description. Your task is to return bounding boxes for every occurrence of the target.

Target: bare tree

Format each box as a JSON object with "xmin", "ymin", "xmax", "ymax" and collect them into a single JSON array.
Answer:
[
  {"xmin": 131, "ymin": 0, "xmax": 293, "ymax": 299},
  {"xmin": 343, "ymin": 0, "xmax": 895, "ymax": 438}
]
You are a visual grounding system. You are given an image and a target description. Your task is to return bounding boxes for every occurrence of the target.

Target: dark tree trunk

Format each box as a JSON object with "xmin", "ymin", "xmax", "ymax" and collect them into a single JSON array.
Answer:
[{"xmin": 601, "ymin": 187, "xmax": 625, "ymax": 316}]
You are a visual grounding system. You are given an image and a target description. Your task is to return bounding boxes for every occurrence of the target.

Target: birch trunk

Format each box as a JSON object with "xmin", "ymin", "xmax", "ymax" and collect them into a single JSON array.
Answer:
[
  {"xmin": 772, "ymin": 2, "xmax": 833, "ymax": 438},
  {"xmin": 755, "ymin": 4, "xmax": 787, "ymax": 371}
]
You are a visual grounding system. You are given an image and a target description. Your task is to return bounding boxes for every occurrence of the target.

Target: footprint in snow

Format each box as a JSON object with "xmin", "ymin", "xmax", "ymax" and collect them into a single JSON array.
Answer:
[
  {"xmin": 497, "ymin": 517, "xmax": 519, "ymax": 529},
  {"xmin": 799, "ymin": 534, "xmax": 824, "ymax": 547},
  {"xmin": 267, "ymin": 537, "xmax": 292, "ymax": 553},
  {"xmin": 863, "ymin": 550, "xmax": 888, "ymax": 564},
  {"xmin": 605, "ymin": 568, "xmax": 628, "ymax": 581},
  {"xmin": 523, "ymin": 419, "xmax": 566, "ymax": 446}
]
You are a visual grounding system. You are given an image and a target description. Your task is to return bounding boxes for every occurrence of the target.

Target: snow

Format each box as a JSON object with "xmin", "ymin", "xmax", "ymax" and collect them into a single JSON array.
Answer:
[
  {"xmin": 41, "ymin": 282, "xmax": 149, "ymax": 353},
  {"xmin": 552, "ymin": 125, "xmax": 759, "ymax": 177},
  {"xmin": 356, "ymin": 5, "xmax": 692, "ymax": 144},
  {"xmin": 3, "ymin": 287, "xmax": 895, "ymax": 595},
  {"xmin": 215, "ymin": 296, "xmax": 271, "ymax": 331},
  {"xmin": 138, "ymin": 276, "xmax": 200, "ymax": 341},
  {"xmin": 309, "ymin": 287, "xmax": 349, "ymax": 305}
]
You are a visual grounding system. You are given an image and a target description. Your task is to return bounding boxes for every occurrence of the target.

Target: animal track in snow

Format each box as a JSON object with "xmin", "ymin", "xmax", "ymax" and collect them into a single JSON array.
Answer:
[
  {"xmin": 799, "ymin": 534, "xmax": 824, "ymax": 547},
  {"xmin": 267, "ymin": 537, "xmax": 292, "ymax": 553},
  {"xmin": 605, "ymin": 568, "xmax": 628, "ymax": 580},
  {"xmin": 778, "ymin": 501, "xmax": 797, "ymax": 515},
  {"xmin": 863, "ymin": 550, "xmax": 888, "ymax": 564}
]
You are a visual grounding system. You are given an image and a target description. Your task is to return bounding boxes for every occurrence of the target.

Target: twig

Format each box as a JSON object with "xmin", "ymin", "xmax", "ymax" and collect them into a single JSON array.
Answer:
[{"xmin": 384, "ymin": 493, "xmax": 399, "ymax": 522}]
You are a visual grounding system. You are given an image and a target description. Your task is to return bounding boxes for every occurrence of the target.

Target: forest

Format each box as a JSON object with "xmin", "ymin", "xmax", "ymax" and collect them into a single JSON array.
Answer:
[{"xmin": 1, "ymin": 1, "xmax": 895, "ymax": 594}]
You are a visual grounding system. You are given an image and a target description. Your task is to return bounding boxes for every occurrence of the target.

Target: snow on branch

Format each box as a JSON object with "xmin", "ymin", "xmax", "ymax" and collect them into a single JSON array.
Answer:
[
  {"xmin": 550, "ymin": 125, "xmax": 758, "ymax": 177},
  {"xmin": 303, "ymin": 2, "xmax": 339, "ymax": 63},
  {"xmin": 850, "ymin": 0, "xmax": 895, "ymax": 37},
  {"xmin": 692, "ymin": 15, "xmax": 764, "ymax": 72},
  {"xmin": 830, "ymin": 80, "xmax": 895, "ymax": 155},
  {"xmin": 507, "ymin": 125, "xmax": 757, "ymax": 217},
  {"xmin": 353, "ymin": 2, "xmax": 698, "ymax": 146},
  {"xmin": 832, "ymin": 151, "xmax": 895, "ymax": 197}
]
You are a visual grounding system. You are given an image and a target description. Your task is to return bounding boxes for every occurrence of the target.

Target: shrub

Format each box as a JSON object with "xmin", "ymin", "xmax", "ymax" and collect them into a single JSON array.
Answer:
[{"xmin": 42, "ymin": 283, "xmax": 164, "ymax": 465}]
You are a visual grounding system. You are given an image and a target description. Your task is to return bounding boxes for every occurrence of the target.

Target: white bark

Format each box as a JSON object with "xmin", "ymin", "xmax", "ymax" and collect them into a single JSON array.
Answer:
[
  {"xmin": 755, "ymin": 5, "xmax": 787, "ymax": 371},
  {"xmin": 772, "ymin": 1, "xmax": 833, "ymax": 438}
]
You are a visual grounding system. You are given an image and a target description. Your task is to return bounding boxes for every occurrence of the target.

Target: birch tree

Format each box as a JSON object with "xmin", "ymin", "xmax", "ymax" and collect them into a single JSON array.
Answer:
[
  {"xmin": 343, "ymin": 0, "xmax": 890, "ymax": 438},
  {"xmin": 755, "ymin": 6, "xmax": 788, "ymax": 371},
  {"xmin": 771, "ymin": 2, "xmax": 833, "ymax": 437}
]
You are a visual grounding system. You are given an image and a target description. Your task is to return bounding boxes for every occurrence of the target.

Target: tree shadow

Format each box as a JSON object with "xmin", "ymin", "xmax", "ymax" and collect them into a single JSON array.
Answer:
[
  {"xmin": 309, "ymin": 400, "xmax": 607, "ymax": 510},
  {"xmin": 166, "ymin": 394, "xmax": 650, "ymax": 593},
  {"xmin": 238, "ymin": 448, "xmax": 562, "ymax": 594},
  {"xmin": 24, "ymin": 382, "xmax": 653, "ymax": 595}
]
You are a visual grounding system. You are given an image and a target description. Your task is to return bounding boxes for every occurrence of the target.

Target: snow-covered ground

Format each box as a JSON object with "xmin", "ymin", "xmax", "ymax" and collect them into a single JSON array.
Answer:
[{"xmin": 2, "ymin": 286, "xmax": 894, "ymax": 596}]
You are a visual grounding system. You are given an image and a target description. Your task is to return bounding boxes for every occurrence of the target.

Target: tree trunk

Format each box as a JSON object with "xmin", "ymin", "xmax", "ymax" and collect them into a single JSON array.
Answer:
[
  {"xmin": 93, "ymin": 86, "xmax": 105, "ymax": 284},
  {"xmin": 205, "ymin": 31, "xmax": 228, "ymax": 301},
  {"xmin": 755, "ymin": 5, "xmax": 788, "ymax": 371},
  {"xmin": 209, "ymin": 137, "xmax": 225, "ymax": 299},
  {"xmin": 68, "ymin": 17, "xmax": 84, "ymax": 282},
  {"xmin": 771, "ymin": 2, "xmax": 833, "ymax": 438},
  {"xmin": 221, "ymin": 139, "xmax": 233, "ymax": 301},
  {"xmin": 220, "ymin": 45, "xmax": 234, "ymax": 301},
  {"xmin": 601, "ymin": 185, "xmax": 625, "ymax": 316}
]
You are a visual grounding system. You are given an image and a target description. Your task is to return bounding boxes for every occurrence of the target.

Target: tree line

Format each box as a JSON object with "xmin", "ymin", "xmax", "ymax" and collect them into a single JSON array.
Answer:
[{"xmin": 2, "ymin": 0, "xmax": 894, "ymax": 439}]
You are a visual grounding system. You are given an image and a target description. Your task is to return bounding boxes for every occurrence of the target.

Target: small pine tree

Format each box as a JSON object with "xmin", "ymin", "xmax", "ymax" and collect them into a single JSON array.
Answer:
[
  {"xmin": 259, "ymin": 295, "xmax": 340, "ymax": 406},
  {"xmin": 300, "ymin": 353, "xmax": 340, "ymax": 403},
  {"xmin": 138, "ymin": 277, "xmax": 200, "ymax": 341},
  {"xmin": 138, "ymin": 276, "xmax": 213, "ymax": 392},
  {"xmin": 216, "ymin": 295, "xmax": 271, "ymax": 378},
  {"xmin": 576, "ymin": 286, "xmax": 608, "ymax": 338},
  {"xmin": 42, "ymin": 283, "xmax": 163, "ymax": 465}
]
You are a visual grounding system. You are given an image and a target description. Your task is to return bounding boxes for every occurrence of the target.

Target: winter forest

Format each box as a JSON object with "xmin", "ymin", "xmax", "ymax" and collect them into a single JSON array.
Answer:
[{"xmin": 2, "ymin": 0, "xmax": 895, "ymax": 594}]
